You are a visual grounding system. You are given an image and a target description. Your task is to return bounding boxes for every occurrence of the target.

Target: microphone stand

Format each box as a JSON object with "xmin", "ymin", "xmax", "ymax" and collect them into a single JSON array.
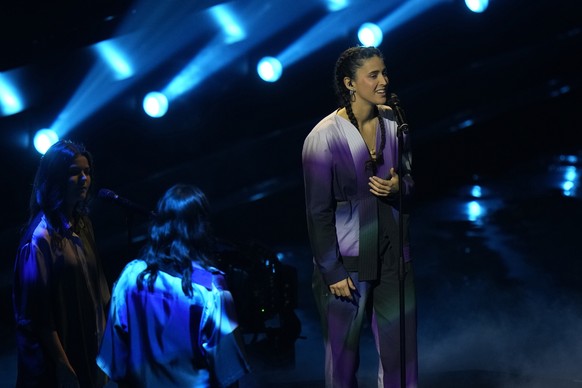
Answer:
[
  {"xmin": 123, "ymin": 208, "xmax": 155, "ymax": 259},
  {"xmin": 124, "ymin": 210, "xmax": 135, "ymax": 255},
  {"xmin": 397, "ymin": 120, "xmax": 407, "ymax": 388},
  {"xmin": 98, "ymin": 188, "xmax": 155, "ymax": 251},
  {"xmin": 391, "ymin": 95, "xmax": 410, "ymax": 388}
]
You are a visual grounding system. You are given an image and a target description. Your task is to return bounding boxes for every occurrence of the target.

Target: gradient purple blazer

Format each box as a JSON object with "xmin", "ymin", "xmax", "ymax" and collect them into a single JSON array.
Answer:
[{"xmin": 302, "ymin": 105, "xmax": 413, "ymax": 285}]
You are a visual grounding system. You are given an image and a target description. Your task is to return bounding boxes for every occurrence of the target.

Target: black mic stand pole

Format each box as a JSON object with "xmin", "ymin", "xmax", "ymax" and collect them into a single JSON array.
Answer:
[
  {"xmin": 395, "ymin": 110, "xmax": 409, "ymax": 388},
  {"xmin": 124, "ymin": 210, "xmax": 136, "ymax": 258}
]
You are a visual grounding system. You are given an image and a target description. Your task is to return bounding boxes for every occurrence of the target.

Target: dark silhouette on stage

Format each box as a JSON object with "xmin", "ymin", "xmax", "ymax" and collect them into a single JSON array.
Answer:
[{"xmin": 12, "ymin": 140, "xmax": 110, "ymax": 387}]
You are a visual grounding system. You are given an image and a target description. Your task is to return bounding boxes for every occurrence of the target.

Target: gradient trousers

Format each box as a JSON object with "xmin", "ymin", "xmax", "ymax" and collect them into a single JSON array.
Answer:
[{"xmin": 313, "ymin": 246, "xmax": 418, "ymax": 388}]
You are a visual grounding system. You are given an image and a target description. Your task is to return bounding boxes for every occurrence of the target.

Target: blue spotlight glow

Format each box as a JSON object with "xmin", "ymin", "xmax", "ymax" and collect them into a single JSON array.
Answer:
[
  {"xmin": 143, "ymin": 92, "xmax": 169, "ymax": 118},
  {"xmin": 459, "ymin": 119, "xmax": 474, "ymax": 129},
  {"xmin": 50, "ymin": 2, "xmax": 215, "ymax": 136},
  {"xmin": 471, "ymin": 185, "xmax": 482, "ymax": 198},
  {"xmin": 465, "ymin": 0, "xmax": 489, "ymax": 13},
  {"xmin": 50, "ymin": 1, "xmax": 329, "ymax": 133},
  {"xmin": 550, "ymin": 84, "xmax": 571, "ymax": 98},
  {"xmin": 33, "ymin": 129, "xmax": 59, "ymax": 154},
  {"xmin": 162, "ymin": 1, "xmax": 310, "ymax": 99},
  {"xmin": 94, "ymin": 40, "xmax": 134, "ymax": 80},
  {"xmin": 249, "ymin": 192, "xmax": 267, "ymax": 202},
  {"xmin": 560, "ymin": 154, "xmax": 578, "ymax": 164},
  {"xmin": 564, "ymin": 166, "xmax": 577, "ymax": 182},
  {"xmin": 163, "ymin": 62, "xmax": 203, "ymax": 100},
  {"xmin": 277, "ymin": 0, "xmax": 400, "ymax": 69},
  {"xmin": 376, "ymin": 0, "xmax": 449, "ymax": 40},
  {"xmin": 0, "ymin": 73, "xmax": 24, "ymax": 116},
  {"xmin": 467, "ymin": 200, "xmax": 483, "ymax": 222},
  {"xmin": 209, "ymin": 4, "xmax": 246, "ymax": 43},
  {"xmin": 358, "ymin": 23, "xmax": 383, "ymax": 47},
  {"xmin": 326, "ymin": 0, "xmax": 349, "ymax": 12},
  {"xmin": 257, "ymin": 57, "xmax": 283, "ymax": 82},
  {"xmin": 561, "ymin": 165, "xmax": 579, "ymax": 197}
]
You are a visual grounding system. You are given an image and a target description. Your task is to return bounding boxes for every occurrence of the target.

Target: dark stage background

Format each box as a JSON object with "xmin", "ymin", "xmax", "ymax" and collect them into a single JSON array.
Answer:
[{"xmin": 1, "ymin": 0, "xmax": 582, "ymax": 386}]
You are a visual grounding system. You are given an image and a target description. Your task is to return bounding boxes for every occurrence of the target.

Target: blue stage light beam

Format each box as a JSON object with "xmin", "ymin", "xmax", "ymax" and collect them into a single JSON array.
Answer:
[
  {"xmin": 0, "ymin": 72, "xmax": 24, "ymax": 116},
  {"xmin": 376, "ymin": 0, "xmax": 452, "ymax": 37},
  {"xmin": 49, "ymin": 0, "xmax": 225, "ymax": 136},
  {"xmin": 277, "ymin": 0, "xmax": 398, "ymax": 70},
  {"xmin": 51, "ymin": 0, "xmax": 320, "ymax": 133},
  {"xmin": 94, "ymin": 40, "xmax": 134, "ymax": 80},
  {"xmin": 163, "ymin": 1, "xmax": 320, "ymax": 100},
  {"xmin": 209, "ymin": 3, "xmax": 246, "ymax": 44}
]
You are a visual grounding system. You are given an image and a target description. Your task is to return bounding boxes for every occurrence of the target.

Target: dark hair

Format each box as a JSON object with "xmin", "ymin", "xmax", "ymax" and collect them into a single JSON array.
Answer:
[
  {"xmin": 137, "ymin": 184, "xmax": 215, "ymax": 297},
  {"xmin": 21, "ymin": 140, "xmax": 93, "ymax": 245},
  {"xmin": 333, "ymin": 46, "xmax": 386, "ymax": 174}
]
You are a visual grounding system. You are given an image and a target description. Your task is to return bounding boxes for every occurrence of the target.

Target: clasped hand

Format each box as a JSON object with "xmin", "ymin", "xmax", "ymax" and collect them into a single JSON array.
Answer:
[{"xmin": 369, "ymin": 167, "xmax": 399, "ymax": 197}]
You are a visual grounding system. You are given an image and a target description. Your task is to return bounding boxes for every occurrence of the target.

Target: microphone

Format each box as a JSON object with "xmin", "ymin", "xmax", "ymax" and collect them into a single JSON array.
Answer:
[
  {"xmin": 387, "ymin": 93, "xmax": 409, "ymax": 133},
  {"xmin": 98, "ymin": 188, "xmax": 155, "ymax": 218}
]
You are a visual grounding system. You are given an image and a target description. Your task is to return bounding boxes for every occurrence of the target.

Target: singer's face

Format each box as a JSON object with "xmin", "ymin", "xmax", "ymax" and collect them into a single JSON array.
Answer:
[
  {"xmin": 65, "ymin": 155, "xmax": 92, "ymax": 208},
  {"xmin": 352, "ymin": 56, "xmax": 388, "ymax": 106}
]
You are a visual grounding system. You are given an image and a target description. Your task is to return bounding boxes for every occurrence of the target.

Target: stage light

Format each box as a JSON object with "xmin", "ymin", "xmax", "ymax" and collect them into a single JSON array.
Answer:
[
  {"xmin": 561, "ymin": 165, "xmax": 579, "ymax": 197},
  {"xmin": 94, "ymin": 40, "xmax": 134, "ymax": 80},
  {"xmin": 459, "ymin": 119, "xmax": 474, "ymax": 129},
  {"xmin": 326, "ymin": 0, "xmax": 349, "ymax": 12},
  {"xmin": 560, "ymin": 155, "xmax": 578, "ymax": 164},
  {"xmin": 143, "ymin": 92, "xmax": 169, "ymax": 118},
  {"xmin": 209, "ymin": 4, "xmax": 246, "ymax": 43},
  {"xmin": 33, "ymin": 129, "xmax": 59, "ymax": 154},
  {"xmin": 471, "ymin": 185, "xmax": 482, "ymax": 198},
  {"xmin": 358, "ymin": 23, "xmax": 383, "ymax": 47},
  {"xmin": 0, "ymin": 73, "xmax": 24, "ymax": 116},
  {"xmin": 550, "ymin": 84, "xmax": 570, "ymax": 98},
  {"xmin": 467, "ymin": 200, "xmax": 483, "ymax": 222},
  {"xmin": 257, "ymin": 57, "xmax": 283, "ymax": 82},
  {"xmin": 465, "ymin": 0, "xmax": 489, "ymax": 13}
]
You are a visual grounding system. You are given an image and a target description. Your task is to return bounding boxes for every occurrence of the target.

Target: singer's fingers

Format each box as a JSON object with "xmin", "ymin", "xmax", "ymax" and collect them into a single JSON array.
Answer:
[
  {"xmin": 369, "ymin": 176, "xmax": 397, "ymax": 197},
  {"xmin": 338, "ymin": 286, "xmax": 353, "ymax": 299},
  {"xmin": 369, "ymin": 176, "xmax": 388, "ymax": 185},
  {"xmin": 369, "ymin": 176, "xmax": 389, "ymax": 189},
  {"xmin": 330, "ymin": 278, "xmax": 355, "ymax": 299}
]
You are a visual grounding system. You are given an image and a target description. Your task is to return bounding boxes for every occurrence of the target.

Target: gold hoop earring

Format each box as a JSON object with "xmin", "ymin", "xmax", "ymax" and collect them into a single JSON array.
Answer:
[{"xmin": 350, "ymin": 89, "xmax": 356, "ymax": 102}]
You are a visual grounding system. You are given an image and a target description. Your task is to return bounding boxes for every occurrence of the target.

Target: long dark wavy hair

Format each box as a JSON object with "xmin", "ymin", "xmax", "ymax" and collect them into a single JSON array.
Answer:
[
  {"xmin": 137, "ymin": 184, "xmax": 216, "ymax": 297},
  {"xmin": 20, "ymin": 140, "xmax": 93, "ymax": 246},
  {"xmin": 333, "ymin": 46, "xmax": 387, "ymax": 174}
]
